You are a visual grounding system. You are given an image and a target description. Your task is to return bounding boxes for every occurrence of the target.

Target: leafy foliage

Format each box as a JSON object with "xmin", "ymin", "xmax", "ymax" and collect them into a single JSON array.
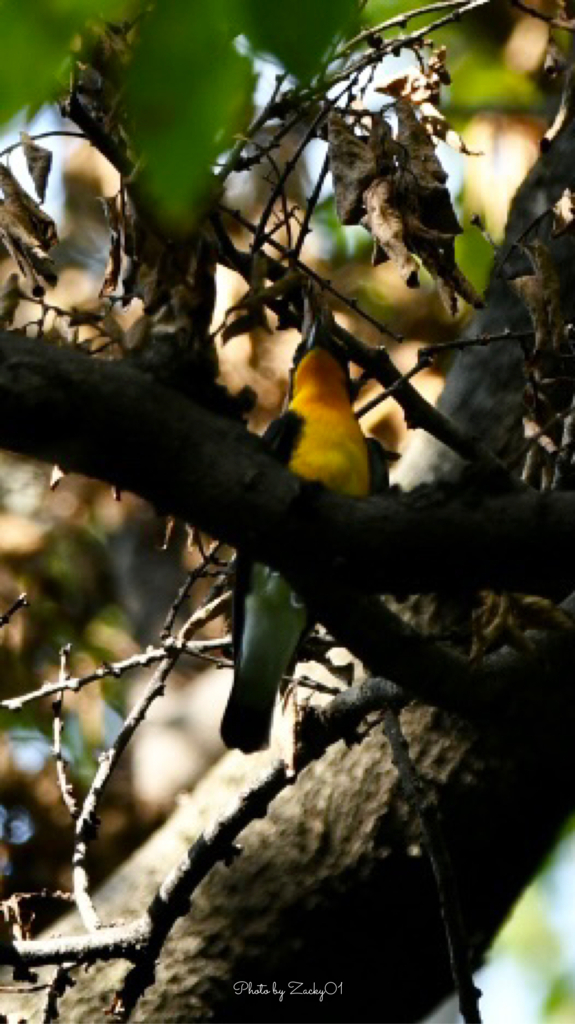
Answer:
[{"xmin": 0, "ymin": 0, "xmax": 127, "ymax": 123}]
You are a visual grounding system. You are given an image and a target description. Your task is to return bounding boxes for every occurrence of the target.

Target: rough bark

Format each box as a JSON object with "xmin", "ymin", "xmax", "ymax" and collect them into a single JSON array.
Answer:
[
  {"xmin": 4, "ymin": 110, "xmax": 575, "ymax": 1024},
  {"xmin": 0, "ymin": 333, "xmax": 575, "ymax": 596}
]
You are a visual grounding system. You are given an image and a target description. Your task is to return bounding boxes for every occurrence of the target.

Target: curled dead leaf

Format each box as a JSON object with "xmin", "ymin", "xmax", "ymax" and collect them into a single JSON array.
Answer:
[
  {"xmin": 0, "ymin": 163, "xmax": 58, "ymax": 295},
  {"xmin": 541, "ymin": 65, "xmax": 575, "ymax": 151},
  {"xmin": 0, "ymin": 272, "xmax": 21, "ymax": 327},
  {"xmin": 377, "ymin": 64, "xmax": 438, "ymax": 106},
  {"xmin": 0, "ymin": 205, "xmax": 57, "ymax": 295},
  {"xmin": 222, "ymin": 265, "xmax": 299, "ymax": 343},
  {"xmin": 544, "ymin": 38, "xmax": 568, "ymax": 79},
  {"xmin": 20, "ymin": 131, "xmax": 53, "ymax": 203},
  {"xmin": 327, "ymin": 112, "xmax": 377, "ymax": 224},
  {"xmin": 50, "ymin": 465, "xmax": 66, "ymax": 490},
  {"xmin": 328, "ymin": 98, "xmax": 483, "ymax": 313},
  {"xmin": 101, "ymin": 311, "xmax": 126, "ymax": 350},
  {"xmin": 99, "ymin": 194, "xmax": 123, "ymax": 297},
  {"xmin": 511, "ymin": 241, "xmax": 564, "ymax": 355},
  {"xmin": 395, "ymin": 99, "xmax": 448, "ymax": 190},
  {"xmin": 362, "ymin": 178, "xmax": 419, "ymax": 286},
  {"xmin": 419, "ymin": 103, "xmax": 482, "ymax": 156},
  {"xmin": 552, "ymin": 187, "xmax": 575, "ymax": 237},
  {"xmin": 376, "ymin": 46, "xmax": 449, "ymax": 107},
  {"xmin": 0, "ymin": 163, "xmax": 57, "ymax": 248},
  {"xmin": 471, "ymin": 589, "xmax": 574, "ymax": 662}
]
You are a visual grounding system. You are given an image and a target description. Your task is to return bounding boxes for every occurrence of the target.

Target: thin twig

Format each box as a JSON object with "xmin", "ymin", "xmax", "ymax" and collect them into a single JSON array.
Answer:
[
  {"xmin": 0, "ymin": 677, "xmax": 405, "ymax": 984},
  {"xmin": 356, "ymin": 327, "xmax": 535, "ymax": 419},
  {"xmin": 292, "ymin": 150, "xmax": 330, "ymax": 259},
  {"xmin": 219, "ymin": 202, "xmax": 402, "ymax": 340},
  {"xmin": 51, "ymin": 645, "xmax": 79, "ymax": 821},
  {"xmin": 418, "ymin": 328, "xmax": 534, "ymax": 358},
  {"xmin": 71, "ymin": 652, "xmax": 185, "ymax": 933},
  {"xmin": 216, "ymin": 73, "xmax": 287, "ymax": 185},
  {"xmin": 0, "ymin": 592, "xmax": 29, "ymax": 628},
  {"xmin": 510, "ymin": 0, "xmax": 575, "ymax": 31},
  {"xmin": 0, "ymin": 636, "xmax": 228, "ymax": 712},
  {"xmin": 383, "ymin": 704, "xmax": 482, "ymax": 1024},
  {"xmin": 340, "ymin": 0, "xmax": 485, "ymax": 53},
  {"xmin": 252, "ymin": 100, "xmax": 333, "ymax": 253},
  {"xmin": 508, "ymin": 403, "xmax": 575, "ymax": 471},
  {"xmin": 0, "ymin": 131, "xmax": 86, "ymax": 161},
  {"xmin": 41, "ymin": 964, "xmax": 75, "ymax": 1024},
  {"xmin": 70, "ymin": 572, "xmax": 230, "ymax": 934},
  {"xmin": 494, "ymin": 207, "xmax": 550, "ymax": 278},
  {"xmin": 553, "ymin": 398, "xmax": 575, "ymax": 489},
  {"xmin": 356, "ymin": 356, "xmax": 433, "ymax": 419},
  {"xmin": 160, "ymin": 541, "xmax": 224, "ymax": 639}
]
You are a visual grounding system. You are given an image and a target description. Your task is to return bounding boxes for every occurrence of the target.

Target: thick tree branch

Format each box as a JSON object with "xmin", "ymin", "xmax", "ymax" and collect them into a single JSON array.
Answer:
[{"xmin": 0, "ymin": 332, "xmax": 574, "ymax": 600}]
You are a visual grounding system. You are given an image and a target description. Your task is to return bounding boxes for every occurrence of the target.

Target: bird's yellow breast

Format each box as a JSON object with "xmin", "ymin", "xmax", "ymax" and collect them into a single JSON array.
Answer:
[
  {"xmin": 289, "ymin": 408, "xmax": 370, "ymax": 496},
  {"xmin": 288, "ymin": 351, "xmax": 370, "ymax": 497}
]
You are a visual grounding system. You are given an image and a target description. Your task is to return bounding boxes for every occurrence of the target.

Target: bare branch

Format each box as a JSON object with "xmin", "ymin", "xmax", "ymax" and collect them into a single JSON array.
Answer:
[{"xmin": 383, "ymin": 704, "xmax": 482, "ymax": 1024}]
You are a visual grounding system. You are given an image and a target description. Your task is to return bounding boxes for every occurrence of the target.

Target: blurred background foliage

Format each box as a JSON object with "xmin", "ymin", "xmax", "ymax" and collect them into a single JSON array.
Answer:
[{"xmin": 0, "ymin": 0, "xmax": 570, "ymax": 1019}]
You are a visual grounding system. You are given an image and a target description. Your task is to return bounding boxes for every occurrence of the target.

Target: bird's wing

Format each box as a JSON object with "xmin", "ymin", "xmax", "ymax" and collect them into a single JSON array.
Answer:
[
  {"xmin": 367, "ymin": 437, "xmax": 399, "ymax": 494},
  {"xmin": 232, "ymin": 411, "xmax": 303, "ymax": 662}
]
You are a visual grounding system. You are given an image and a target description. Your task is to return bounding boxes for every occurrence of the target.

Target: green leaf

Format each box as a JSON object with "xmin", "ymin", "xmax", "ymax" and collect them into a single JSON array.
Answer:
[
  {"xmin": 0, "ymin": 0, "xmax": 128, "ymax": 125},
  {"xmin": 358, "ymin": 0, "xmax": 418, "ymax": 29},
  {"xmin": 126, "ymin": 0, "xmax": 253, "ymax": 224},
  {"xmin": 448, "ymin": 45, "xmax": 539, "ymax": 110},
  {"xmin": 243, "ymin": 0, "xmax": 356, "ymax": 81},
  {"xmin": 454, "ymin": 219, "xmax": 493, "ymax": 296}
]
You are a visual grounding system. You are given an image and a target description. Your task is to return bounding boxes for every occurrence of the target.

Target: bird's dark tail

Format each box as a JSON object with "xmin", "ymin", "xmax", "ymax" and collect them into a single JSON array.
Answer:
[
  {"xmin": 221, "ymin": 565, "xmax": 307, "ymax": 753},
  {"xmin": 220, "ymin": 672, "xmax": 278, "ymax": 753}
]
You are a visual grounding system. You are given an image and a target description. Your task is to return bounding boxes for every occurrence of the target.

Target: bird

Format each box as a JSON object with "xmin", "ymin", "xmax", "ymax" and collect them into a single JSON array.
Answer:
[{"xmin": 220, "ymin": 311, "xmax": 391, "ymax": 753}]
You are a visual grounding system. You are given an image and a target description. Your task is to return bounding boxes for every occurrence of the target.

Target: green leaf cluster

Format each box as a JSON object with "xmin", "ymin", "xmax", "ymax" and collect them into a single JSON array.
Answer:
[
  {"xmin": 126, "ymin": 0, "xmax": 356, "ymax": 220},
  {"xmin": 0, "ymin": 0, "xmax": 128, "ymax": 124}
]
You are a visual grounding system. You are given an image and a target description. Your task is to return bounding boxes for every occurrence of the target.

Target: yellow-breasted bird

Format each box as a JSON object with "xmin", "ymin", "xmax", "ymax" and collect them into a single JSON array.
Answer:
[{"xmin": 221, "ymin": 314, "xmax": 391, "ymax": 753}]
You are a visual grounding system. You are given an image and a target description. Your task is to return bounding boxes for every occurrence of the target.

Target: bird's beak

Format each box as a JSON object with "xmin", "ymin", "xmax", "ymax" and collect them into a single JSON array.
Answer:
[
  {"xmin": 302, "ymin": 319, "xmax": 322, "ymax": 353},
  {"xmin": 302, "ymin": 314, "xmax": 342, "ymax": 359}
]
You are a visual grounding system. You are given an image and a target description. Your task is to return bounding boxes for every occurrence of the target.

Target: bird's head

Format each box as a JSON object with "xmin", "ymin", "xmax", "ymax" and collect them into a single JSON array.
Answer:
[{"xmin": 290, "ymin": 317, "xmax": 351, "ymax": 400}]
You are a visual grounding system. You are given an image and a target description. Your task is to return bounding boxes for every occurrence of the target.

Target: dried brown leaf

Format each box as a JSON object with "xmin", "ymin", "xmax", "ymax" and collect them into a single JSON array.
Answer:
[
  {"xmin": 50, "ymin": 465, "xmax": 65, "ymax": 490},
  {"xmin": 327, "ymin": 112, "xmax": 377, "ymax": 224},
  {"xmin": 544, "ymin": 38, "xmax": 568, "ymax": 78},
  {"xmin": 99, "ymin": 194, "xmax": 123, "ymax": 298},
  {"xmin": 362, "ymin": 178, "xmax": 419, "ymax": 287},
  {"xmin": 376, "ymin": 46, "xmax": 449, "ymax": 106},
  {"xmin": 0, "ymin": 205, "xmax": 57, "ymax": 296},
  {"xmin": 511, "ymin": 593, "xmax": 574, "ymax": 632},
  {"xmin": 222, "ymin": 267, "xmax": 299, "ymax": 342},
  {"xmin": 222, "ymin": 310, "xmax": 266, "ymax": 343},
  {"xmin": 329, "ymin": 99, "xmax": 482, "ymax": 313},
  {"xmin": 541, "ymin": 65, "xmax": 575, "ymax": 151},
  {"xmin": 0, "ymin": 271, "xmax": 21, "ymax": 327},
  {"xmin": 376, "ymin": 65, "xmax": 437, "ymax": 106},
  {"xmin": 511, "ymin": 241, "xmax": 564, "ymax": 354},
  {"xmin": 20, "ymin": 131, "xmax": 52, "ymax": 203},
  {"xmin": 552, "ymin": 187, "xmax": 575, "ymax": 237},
  {"xmin": 368, "ymin": 112, "xmax": 398, "ymax": 174},
  {"xmin": 101, "ymin": 311, "xmax": 125, "ymax": 349},
  {"xmin": 395, "ymin": 98, "xmax": 448, "ymax": 189},
  {"xmin": 0, "ymin": 163, "xmax": 57, "ymax": 248},
  {"xmin": 405, "ymin": 219, "xmax": 483, "ymax": 314},
  {"xmin": 470, "ymin": 590, "xmax": 573, "ymax": 662},
  {"xmin": 419, "ymin": 103, "xmax": 482, "ymax": 156},
  {"xmin": 0, "ymin": 163, "xmax": 58, "ymax": 295}
]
